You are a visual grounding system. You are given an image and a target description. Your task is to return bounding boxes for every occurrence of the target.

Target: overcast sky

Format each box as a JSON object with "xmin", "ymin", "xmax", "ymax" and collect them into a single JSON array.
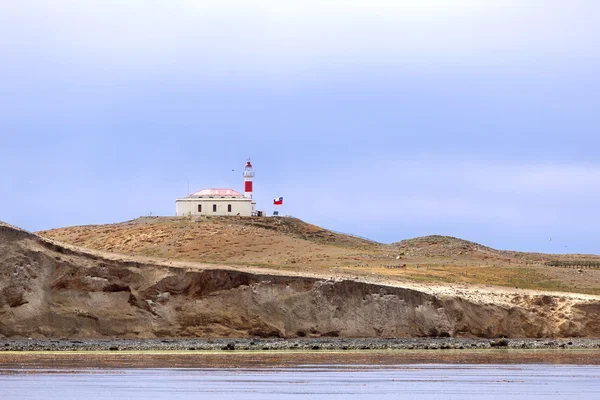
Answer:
[{"xmin": 1, "ymin": 1, "xmax": 599, "ymax": 253}]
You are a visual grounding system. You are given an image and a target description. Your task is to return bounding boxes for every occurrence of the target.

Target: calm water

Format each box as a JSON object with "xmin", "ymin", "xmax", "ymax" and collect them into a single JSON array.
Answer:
[{"xmin": 1, "ymin": 365, "xmax": 599, "ymax": 399}]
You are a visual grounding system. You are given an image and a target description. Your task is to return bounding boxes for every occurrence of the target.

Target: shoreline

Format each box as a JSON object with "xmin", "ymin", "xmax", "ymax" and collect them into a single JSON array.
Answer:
[
  {"xmin": 3, "ymin": 349, "xmax": 600, "ymax": 369},
  {"xmin": 3, "ymin": 338, "xmax": 600, "ymax": 368},
  {"xmin": 3, "ymin": 338, "xmax": 600, "ymax": 352}
]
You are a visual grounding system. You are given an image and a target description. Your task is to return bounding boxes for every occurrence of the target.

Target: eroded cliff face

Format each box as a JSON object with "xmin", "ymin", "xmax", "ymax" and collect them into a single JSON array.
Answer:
[{"xmin": 1, "ymin": 222, "xmax": 599, "ymax": 339}]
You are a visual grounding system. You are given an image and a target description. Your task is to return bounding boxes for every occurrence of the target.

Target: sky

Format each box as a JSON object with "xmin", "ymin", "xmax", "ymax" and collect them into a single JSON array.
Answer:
[{"xmin": 1, "ymin": 0, "xmax": 599, "ymax": 253}]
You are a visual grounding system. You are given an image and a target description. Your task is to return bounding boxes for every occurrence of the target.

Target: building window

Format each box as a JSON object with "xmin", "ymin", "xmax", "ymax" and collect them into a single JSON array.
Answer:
[
  {"xmin": 198, "ymin": 204, "xmax": 202, "ymax": 213},
  {"xmin": 213, "ymin": 204, "xmax": 217, "ymax": 212},
  {"xmin": 228, "ymin": 204, "xmax": 232, "ymax": 212}
]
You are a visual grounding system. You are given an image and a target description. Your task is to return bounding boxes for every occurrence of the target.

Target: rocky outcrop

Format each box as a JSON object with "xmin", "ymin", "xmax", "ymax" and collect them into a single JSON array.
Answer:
[{"xmin": 1, "ymin": 221, "xmax": 600, "ymax": 339}]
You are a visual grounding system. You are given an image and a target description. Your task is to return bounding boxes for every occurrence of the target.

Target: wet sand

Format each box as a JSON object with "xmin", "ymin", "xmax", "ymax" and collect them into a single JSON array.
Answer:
[{"xmin": 3, "ymin": 349, "xmax": 600, "ymax": 369}]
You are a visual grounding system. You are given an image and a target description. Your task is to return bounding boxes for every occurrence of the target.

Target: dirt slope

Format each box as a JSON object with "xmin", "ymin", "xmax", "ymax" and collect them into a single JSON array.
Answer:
[
  {"xmin": 3, "ymin": 220, "xmax": 600, "ymax": 338},
  {"xmin": 39, "ymin": 216, "xmax": 380, "ymax": 269},
  {"xmin": 393, "ymin": 235, "xmax": 501, "ymax": 258},
  {"xmin": 39, "ymin": 217, "xmax": 600, "ymax": 295}
]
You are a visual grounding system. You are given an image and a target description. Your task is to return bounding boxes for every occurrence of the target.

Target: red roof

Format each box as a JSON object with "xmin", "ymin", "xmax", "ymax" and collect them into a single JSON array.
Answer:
[{"xmin": 191, "ymin": 188, "xmax": 243, "ymax": 197}]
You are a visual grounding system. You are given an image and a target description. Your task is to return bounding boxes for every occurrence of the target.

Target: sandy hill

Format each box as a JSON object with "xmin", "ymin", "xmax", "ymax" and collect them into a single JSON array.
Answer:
[
  {"xmin": 394, "ymin": 235, "xmax": 600, "ymax": 261},
  {"xmin": 39, "ymin": 216, "xmax": 382, "ymax": 269},
  {"xmin": 393, "ymin": 235, "xmax": 501, "ymax": 258},
  {"xmin": 39, "ymin": 216, "xmax": 600, "ymax": 295},
  {"xmin": 4, "ymin": 219, "xmax": 600, "ymax": 339}
]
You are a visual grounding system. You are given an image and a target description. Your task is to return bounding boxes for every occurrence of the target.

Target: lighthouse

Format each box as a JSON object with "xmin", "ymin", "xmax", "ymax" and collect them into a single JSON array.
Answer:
[
  {"xmin": 243, "ymin": 159, "xmax": 255, "ymax": 199},
  {"xmin": 175, "ymin": 158, "xmax": 258, "ymax": 217}
]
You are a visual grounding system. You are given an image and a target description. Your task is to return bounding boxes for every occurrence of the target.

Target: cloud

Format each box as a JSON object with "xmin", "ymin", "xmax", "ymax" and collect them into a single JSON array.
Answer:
[
  {"xmin": 1, "ymin": 0, "xmax": 599, "ymax": 78},
  {"xmin": 463, "ymin": 163, "xmax": 600, "ymax": 196},
  {"xmin": 267, "ymin": 158, "xmax": 600, "ymax": 230}
]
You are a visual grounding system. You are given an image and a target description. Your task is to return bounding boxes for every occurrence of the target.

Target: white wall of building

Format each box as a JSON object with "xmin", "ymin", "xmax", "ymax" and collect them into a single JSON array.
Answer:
[{"xmin": 176, "ymin": 198, "xmax": 256, "ymax": 217}]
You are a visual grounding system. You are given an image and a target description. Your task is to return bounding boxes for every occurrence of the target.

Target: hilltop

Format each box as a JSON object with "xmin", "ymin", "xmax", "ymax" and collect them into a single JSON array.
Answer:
[
  {"xmin": 39, "ymin": 216, "xmax": 600, "ymax": 295},
  {"xmin": 39, "ymin": 216, "xmax": 380, "ymax": 269},
  {"xmin": 3, "ymin": 219, "xmax": 600, "ymax": 339},
  {"xmin": 393, "ymin": 235, "xmax": 501, "ymax": 258}
]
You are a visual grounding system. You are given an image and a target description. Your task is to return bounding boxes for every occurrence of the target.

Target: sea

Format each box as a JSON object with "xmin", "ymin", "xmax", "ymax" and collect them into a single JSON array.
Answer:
[{"xmin": 2, "ymin": 364, "xmax": 600, "ymax": 399}]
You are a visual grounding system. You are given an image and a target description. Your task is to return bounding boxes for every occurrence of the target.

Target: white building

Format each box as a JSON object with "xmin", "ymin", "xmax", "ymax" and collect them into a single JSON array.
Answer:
[
  {"xmin": 175, "ymin": 188, "xmax": 257, "ymax": 216},
  {"xmin": 175, "ymin": 160, "xmax": 258, "ymax": 217}
]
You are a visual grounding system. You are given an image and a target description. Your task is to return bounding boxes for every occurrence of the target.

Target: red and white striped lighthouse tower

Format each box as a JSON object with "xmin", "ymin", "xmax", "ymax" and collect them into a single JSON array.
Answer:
[{"xmin": 243, "ymin": 159, "xmax": 255, "ymax": 199}]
